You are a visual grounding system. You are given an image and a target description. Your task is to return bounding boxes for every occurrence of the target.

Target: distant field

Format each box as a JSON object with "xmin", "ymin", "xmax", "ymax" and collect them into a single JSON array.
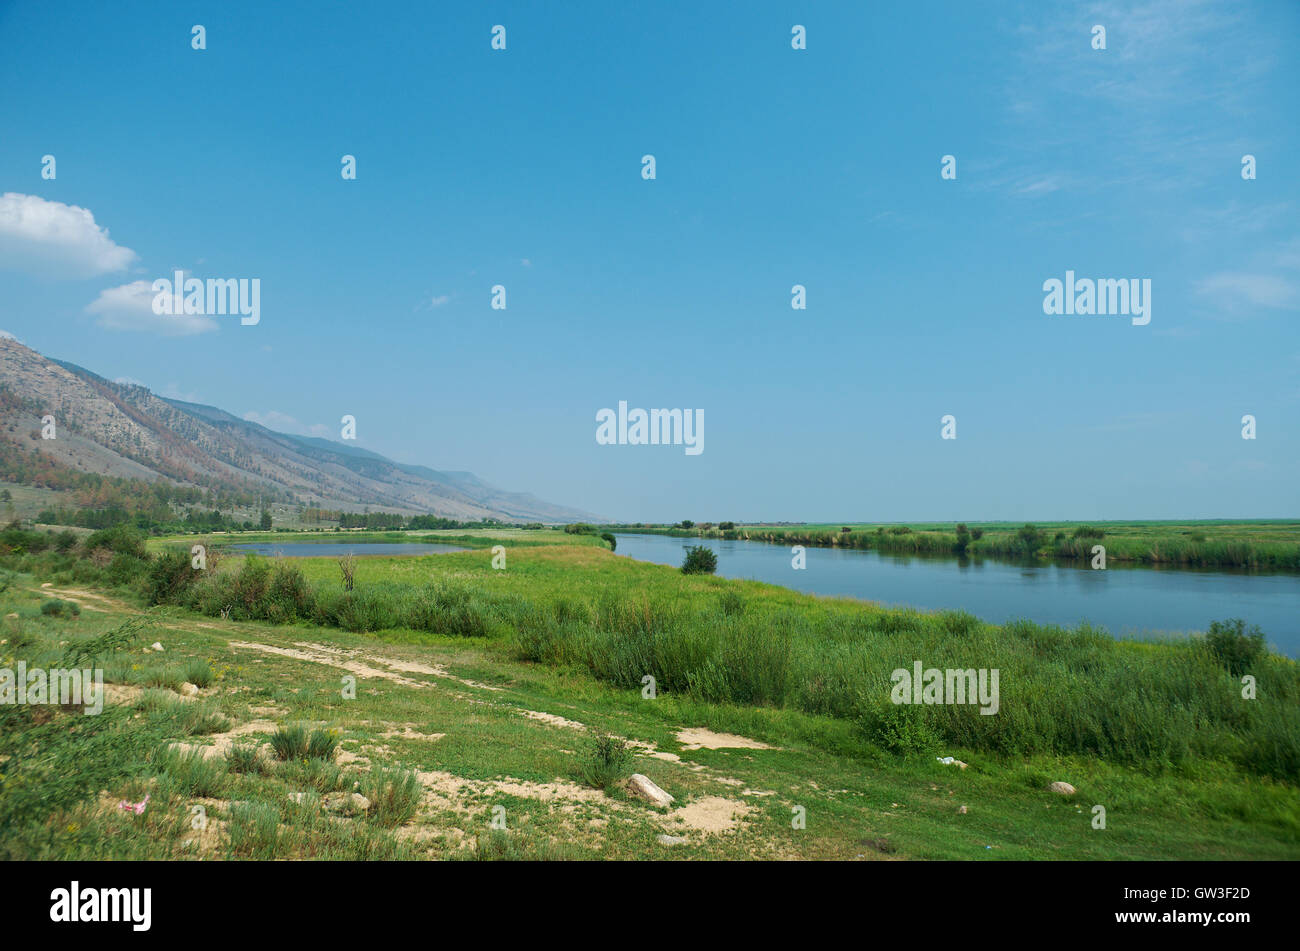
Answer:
[{"xmin": 0, "ymin": 481, "xmax": 69, "ymax": 522}]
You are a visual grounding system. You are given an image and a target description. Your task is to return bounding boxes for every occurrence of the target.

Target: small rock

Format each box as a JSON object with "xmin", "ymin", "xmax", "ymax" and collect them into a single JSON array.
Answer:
[
  {"xmin": 625, "ymin": 773, "xmax": 674, "ymax": 808},
  {"xmin": 957, "ymin": 805, "xmax": 968, "ymax": 814},
  {"xmin": 1048, "ymin": 781, "xmax": 1076, "ymax": 795},
  {"xmin": 323, "ymin": 791, "xmax": 371, "ymax": 815},
  {"xmin": 178, "ymin": 682, "xmax": 199, "ymax": 697},
  {"xmin": 656, "ymin": 834, "xmax": 687, "ymax": 846},
  {"xmin": 150, "ymin": 642, "xmax": 164, "ymax": 653}
]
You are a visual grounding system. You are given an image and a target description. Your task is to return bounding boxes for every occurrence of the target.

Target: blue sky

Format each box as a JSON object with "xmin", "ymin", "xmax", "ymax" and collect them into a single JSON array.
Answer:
[{"xmin": 1, "ymin": 0, "xmax": 1297, "ymax": 522}]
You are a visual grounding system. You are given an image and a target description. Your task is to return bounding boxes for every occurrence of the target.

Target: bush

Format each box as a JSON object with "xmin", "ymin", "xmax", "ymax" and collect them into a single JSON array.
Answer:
[
  {"xmin": 576, "ymin": 733, "xmax": 632, "ymax": 790},
  {"xmin": 719, "ymin": 589, "xmax": 745, "ymax": 617},
  {"xmin": 681, "ymin": 545, "xmax": 717, "ymax": 575},
  {"xmin": 143, "ymin": 547, "xmax": 198, "ymax": 605},
  {"xmin": 1204, "ymin": 618, "xmax": 1267, "ymax": 676},
  {"xmin": 1071, "ymin": 525, "xmax": 1106, "ymax": 540},
  {"xmin": 362, "ymin": 768, "xmax": 422, "ymax": 826},
  {"xmin": 1016, "ymin": 523, "xmax": 1045, "ymax": 553},
  {"xmin": 860, "ymin": 699, "xmax": 941, "ymax": 755},
  {"xmin": 600, "ymin": 532, "xmax": 617, "ymax": 551},
  {"xmin": 227, "ymin": 742, "xmax": 265, "ymax": 775},
  {"xmin": 306, "ymin": 728, "xmax": 340, "ymax": 762},
  {"xmin": 270, "ymin": 724, "xmax": 309, "ymax": 761},
  {"xmin": 183, "ymin": 658, "xmax": 213, "ymax": 689},
  {"xmin": 83, "ymin": 525, "xmax": 146, "ymax": 560},
  {"xmin": 39, "ymin": 598, "xmax": 80, "ymax": 618}
]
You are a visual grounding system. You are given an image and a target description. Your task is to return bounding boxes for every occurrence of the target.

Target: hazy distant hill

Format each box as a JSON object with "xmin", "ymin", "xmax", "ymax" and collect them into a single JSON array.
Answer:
[{"xmin": 0, "ymin": 336, "xmax": 599, "ymax": 523}]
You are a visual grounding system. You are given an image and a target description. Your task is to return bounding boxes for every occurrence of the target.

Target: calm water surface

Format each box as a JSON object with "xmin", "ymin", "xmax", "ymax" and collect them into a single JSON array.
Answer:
[{"xmin": 614, "ymin": 533, "xmax": 1300, "ymax": 657}]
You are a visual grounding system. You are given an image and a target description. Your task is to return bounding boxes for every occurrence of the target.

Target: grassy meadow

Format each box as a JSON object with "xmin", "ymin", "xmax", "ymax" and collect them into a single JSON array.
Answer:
[{"xmin": 1, "ymin": 525, "xmax": 1297, "ymax": 860}]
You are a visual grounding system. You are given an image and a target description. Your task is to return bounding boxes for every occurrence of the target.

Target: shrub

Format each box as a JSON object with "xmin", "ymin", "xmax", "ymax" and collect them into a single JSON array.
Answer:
[
  {"xmin": 719, "ymin": 589, "xmax": 745, "ymax": 617},
  {"xmin": 227, "ymin": 742, "xmax": 265, "ymax": 775},
  {"xmin": 270, "ymin": 724, "xmax": 310, "ymax": 761},
  {"xmin": 83, "ymin": 525, "xmax": 146, "ymax": 560},
  {"xmin": 576, "ymin": 733, "xmax": 632, "ymax": 790},
  {"xmin": 183, "ymin": 658, "xmax": 213, "ymax": 689},
  {"xmin": 1204, "ymin": 618, "xmax": 1267, "ymax": 676},
  {"xmin": 1071, "ymin": 525, "xmax": 1106, "ymax": 540},
  {"xmin": 268, "ymin": 561, "xmax": 313, "ymax": 618},
  {"xmin": 143, "ymin": 547, "xmax": 198, "ymax": 605},
  {"xmin": 362, "ymin": 768, "xmax": 422, "ymax": 826},
  {"xmin": 1016, "ymin": 523, "xmax": 1045, "ymax": 553},
  {"xmin": 40, "ymin": 598, "xmax": 80, "ymax": 618},
  {"xmin": 307, "ymin": 728, "xmax": 340, "ymax": 762},
  {"xmin": 338, "ymin": 554, "xmax": 356, "ymax": 591},
  {"xmin": 681, "ymin": 545, "xmax": 717, "ymax": 575},
  {"xmin": 600, "ymin": 532, "xmax": 617, "ymax": 551},
  {"xmin": 860, "ymin": 699, "xmax": 941, "ymax": 755}
]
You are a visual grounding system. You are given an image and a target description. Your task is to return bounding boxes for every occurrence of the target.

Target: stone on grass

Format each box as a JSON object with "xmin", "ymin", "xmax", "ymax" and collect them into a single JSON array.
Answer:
[
  {"xmin": 1048, "ymin": 781, "xmax": 1076, "ymax": 795},
  {"xmin": 323, "ymin": 791, "xmax": 371, "ymax": 815},
  {"xmin": 656, "ymin": 834, "xmax": 687, "ymax": 846},
  {"xmin": 179, "ymin": 682, "xmax": 199, "ymax": 697},
  {"xmin": 626, "ymin": 773, "xmax": 674, "ymax": 808}
]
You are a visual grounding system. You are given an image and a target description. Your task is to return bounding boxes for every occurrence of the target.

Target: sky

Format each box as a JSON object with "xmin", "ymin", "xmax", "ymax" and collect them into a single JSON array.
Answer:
[{"xmin": 1, "ymin": 0, "xmax": 1297, "ymax": 523}]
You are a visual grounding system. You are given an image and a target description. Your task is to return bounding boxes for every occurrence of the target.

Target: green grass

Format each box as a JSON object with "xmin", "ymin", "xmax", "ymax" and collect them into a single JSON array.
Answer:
[{"xmin": 0, "ymin": 529, "xmax": 1296, "ymax": 861}]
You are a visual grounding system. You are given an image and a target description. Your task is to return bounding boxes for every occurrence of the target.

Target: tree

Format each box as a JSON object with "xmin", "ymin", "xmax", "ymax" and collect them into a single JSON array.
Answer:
[{"xmin": 260, "ymin": 509, "xmax": 273, "ymax": 531}]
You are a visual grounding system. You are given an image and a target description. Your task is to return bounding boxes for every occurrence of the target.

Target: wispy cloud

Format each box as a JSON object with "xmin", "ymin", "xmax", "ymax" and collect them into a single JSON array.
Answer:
[{"xmin": 996, "ymin": 0, "xmax": 1278, "ymax": 194}]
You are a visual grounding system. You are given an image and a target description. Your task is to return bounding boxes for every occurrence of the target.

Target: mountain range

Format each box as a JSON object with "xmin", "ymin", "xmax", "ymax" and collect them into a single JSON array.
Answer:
[{"xmin": 0, "ymin": 335, "xmax": 599, "ymax": 523}]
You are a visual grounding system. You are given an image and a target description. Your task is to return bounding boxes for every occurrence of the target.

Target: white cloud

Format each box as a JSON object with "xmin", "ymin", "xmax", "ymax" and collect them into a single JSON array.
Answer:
[
  {"xmin": 429, "ymin": 295, "xmax": 450, "ymax": 308},
  {"xmin": 243, "ymin": 410, "xmax": 331, "ymax": 438},
  {"xmin": 85, "ymin": 280, "xmax": 218, "ymax": 336},
  {"xmin": 0, "ymin": 192, "xmax": 137, "ymax": 278}
]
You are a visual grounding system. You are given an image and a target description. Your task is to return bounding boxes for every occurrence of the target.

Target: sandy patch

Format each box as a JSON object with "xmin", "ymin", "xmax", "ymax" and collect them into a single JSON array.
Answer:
[
  {"xmin": 667, "ymin": 796, "xmax": 754, "ymax": 834},
  {"xmin": 381, "ymin": 727, "xmax": 446, "ymax": 742},
  {"xmin": 414, "ymin": 769, "xmax": 619, "ymax": 818},
  {"xmin": 523, "ymin": 710, "xmax": 585, "ymax": 730},
  {"xmin": 31, "ymin": 586, "xmax": 125, "ymax": 611},
  {"xmin": 168, "ymin": 719, "xmax": 278, "ymax": 759},
  {"xmin": 625, "ymin": 739, "xmax": 685, "ymax": 764},
  {"xmin": 676, "ymin": 728, "xmax": 774, "ymax": 751}
]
